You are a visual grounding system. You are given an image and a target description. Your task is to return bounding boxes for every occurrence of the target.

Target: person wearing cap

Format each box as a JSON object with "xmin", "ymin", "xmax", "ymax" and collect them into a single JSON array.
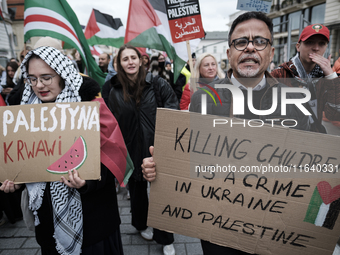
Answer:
[{"xmin": 271, "ymin": 24, "xmax": 340, "ymax": 133}]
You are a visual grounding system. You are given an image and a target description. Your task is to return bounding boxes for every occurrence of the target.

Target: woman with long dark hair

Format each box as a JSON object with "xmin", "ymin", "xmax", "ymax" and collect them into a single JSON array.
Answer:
[{"xmin": 106, "ymin": 44, "xmax": 178, "ymax": 255}]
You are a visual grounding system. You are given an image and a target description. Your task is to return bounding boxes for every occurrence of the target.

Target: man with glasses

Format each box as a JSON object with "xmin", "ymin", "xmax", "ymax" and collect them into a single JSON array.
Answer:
[
  {"xmin": 189, "ymin": 11, "xmax": 309, "ymax": 132},
  {"xmin": 142, "ymin": 11, "xmax": 310, "ymax": 255},
  {"xmin": 271, "ymin": 24, "xmax": 340, "ymax": 133}
]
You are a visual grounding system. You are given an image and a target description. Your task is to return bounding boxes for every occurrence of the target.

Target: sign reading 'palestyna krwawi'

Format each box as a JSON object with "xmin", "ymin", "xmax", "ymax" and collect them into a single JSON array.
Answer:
[{"xmin": 165, "ymin": 0, "xmax": 205, "ymax": 43}]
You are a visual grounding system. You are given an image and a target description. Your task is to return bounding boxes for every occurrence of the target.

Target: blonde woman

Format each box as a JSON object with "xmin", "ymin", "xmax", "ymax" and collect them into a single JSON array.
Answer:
[{"xmin": 180, "ymin": 53, "xmax": 225, "ymax": 110}]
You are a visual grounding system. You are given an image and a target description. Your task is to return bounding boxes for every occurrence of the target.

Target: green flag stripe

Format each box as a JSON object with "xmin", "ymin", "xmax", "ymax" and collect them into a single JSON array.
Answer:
[
  {"xmin": 87, "ymin": 36, "xmax": 124, "ymax": 48},
  {"xmin": 304, "ymin": 186, "xmax": 323, "ymax": 224}
]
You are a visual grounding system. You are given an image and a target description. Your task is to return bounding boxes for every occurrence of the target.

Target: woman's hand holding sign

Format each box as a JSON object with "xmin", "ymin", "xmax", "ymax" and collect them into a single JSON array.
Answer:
[
  {"xmin": 61, "ymin": 169, "xmax": 86, "ymax": 189},
  {"xmin": 0, "ymin": 180, "xmax": 22, "ymax": 193},
  {"xmin": 142, "ymin": 146, "xmax": 157, "ymax": 182}
]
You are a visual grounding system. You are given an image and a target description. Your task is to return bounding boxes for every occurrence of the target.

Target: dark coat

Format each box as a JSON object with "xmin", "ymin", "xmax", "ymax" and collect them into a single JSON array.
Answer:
[{"xmin": 108, "ymin": 72, "xmax": 179, "ymax": 181}]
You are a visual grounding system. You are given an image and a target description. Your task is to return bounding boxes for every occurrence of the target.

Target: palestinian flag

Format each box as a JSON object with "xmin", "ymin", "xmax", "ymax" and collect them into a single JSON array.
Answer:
[
  {"xmin": 304, "ymin": 181, "xmax": 340, "ymax": 230},
  {"xmin": 85, "ymin": 9, "xmax": 125, "ymax": 48},
  {"xmin": 94, "ymin": 97, "xmax": 134, "ymax": 185},
  {"xmin": 125, "ymin": 0, "xmax": 200, "ymax": 82},
  {"xmin": 24, "ymin": 0, "xmax": 106, "ymax": 86}
]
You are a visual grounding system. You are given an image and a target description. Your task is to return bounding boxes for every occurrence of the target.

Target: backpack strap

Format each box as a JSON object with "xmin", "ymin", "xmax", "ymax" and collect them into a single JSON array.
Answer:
[{"xmin": 152, "ymin": 75, "xmax": 164, "ymax": 108}]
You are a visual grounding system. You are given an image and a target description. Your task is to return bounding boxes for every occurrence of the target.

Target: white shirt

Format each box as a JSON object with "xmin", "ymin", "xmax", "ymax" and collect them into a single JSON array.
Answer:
[{"xmin": 230, "ymin": 74, "xmax": 266, "ymax": 91}]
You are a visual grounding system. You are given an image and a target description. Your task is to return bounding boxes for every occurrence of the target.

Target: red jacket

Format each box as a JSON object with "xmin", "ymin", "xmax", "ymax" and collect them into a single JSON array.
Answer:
[
  {"xmin": 333, "ymin": 57, "xmax": 340, "ymax": 74},
  {"xmin": 271, "ymin": 61, "xmax": 340, "ymax": 132},
  {"xmin": 180, "ymin": 83, "xmax": 193, "ymax": 110}
]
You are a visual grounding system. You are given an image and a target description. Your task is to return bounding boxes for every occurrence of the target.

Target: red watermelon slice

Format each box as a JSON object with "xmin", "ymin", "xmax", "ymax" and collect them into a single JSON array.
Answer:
[{"xmin": 47, "ymin": 136, "xmax": 87, "ymax": 174}]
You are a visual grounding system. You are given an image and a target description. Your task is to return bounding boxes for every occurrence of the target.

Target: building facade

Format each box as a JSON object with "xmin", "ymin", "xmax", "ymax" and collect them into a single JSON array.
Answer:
[
  {"xmin": 267, "ymin": 0, "xmax": 340, "ymax": 66},
  {"xmin": 0, "ymin": 0, "xmax": 15, "ymax": 66}
]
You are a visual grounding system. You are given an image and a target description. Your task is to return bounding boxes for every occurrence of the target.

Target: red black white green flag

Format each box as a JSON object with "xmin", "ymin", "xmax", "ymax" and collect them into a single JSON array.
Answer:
[
  {"xmin": 85, "ymin": 9, "xmax": 125, "ymax": 48},
  {"xmin": 125, "ymin": 0, "xmax": 200, "ymax": 82},
  {"xmin": 24, "ymin": 0, "xmax": 106, "ymax": 86}
]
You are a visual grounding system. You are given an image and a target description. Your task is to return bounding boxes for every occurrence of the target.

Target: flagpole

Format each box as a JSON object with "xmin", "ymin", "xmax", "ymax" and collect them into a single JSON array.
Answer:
[
  {"xmin": 186, "ymin": 40, "xmax": 195, "ymax": 91},
  {"xmin": 1, "ymin": 18, "xmax": 15, "ymax": 58}
]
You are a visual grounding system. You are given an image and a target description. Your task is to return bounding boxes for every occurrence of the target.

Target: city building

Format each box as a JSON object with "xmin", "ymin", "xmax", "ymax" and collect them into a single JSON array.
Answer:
[
  {"xmin": 267, "ymin": 0, "xmax": 340, "ymax": 66},
  {"xmin": 0, "ymin": 0, "xmax": 15, "ymax": 66}
]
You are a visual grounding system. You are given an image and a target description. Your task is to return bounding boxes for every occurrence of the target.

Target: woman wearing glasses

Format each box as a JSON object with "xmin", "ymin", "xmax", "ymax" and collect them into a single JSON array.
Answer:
[
  {"xmin": 0, "ymin": 46, "xmax": 127, "ymax": 255},
  {"xmin": 180, "ymin": 53, "xmax": 225, "ymax": 110}
]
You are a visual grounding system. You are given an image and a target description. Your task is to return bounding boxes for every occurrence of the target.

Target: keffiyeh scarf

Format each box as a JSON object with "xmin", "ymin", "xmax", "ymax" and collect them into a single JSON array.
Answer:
[{"xmin": 21, "ymin": 46, "xmax": 83, "ymax": 255}]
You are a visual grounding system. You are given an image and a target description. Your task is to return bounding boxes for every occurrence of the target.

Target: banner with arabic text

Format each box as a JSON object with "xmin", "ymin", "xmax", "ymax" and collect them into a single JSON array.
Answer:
[{"xmin": 165, "ymin": 0, "xmax": 205, "ymax": 43}]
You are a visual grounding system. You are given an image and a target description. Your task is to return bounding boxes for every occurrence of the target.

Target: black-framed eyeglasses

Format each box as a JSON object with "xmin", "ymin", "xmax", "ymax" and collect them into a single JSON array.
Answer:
[
  {"xmin": 26, "ymin": 74, "xmax": 57, "ymax": 87},
  {"xmin": 231, "ymin": 37, "xmax": 272, "ymax": 51}
]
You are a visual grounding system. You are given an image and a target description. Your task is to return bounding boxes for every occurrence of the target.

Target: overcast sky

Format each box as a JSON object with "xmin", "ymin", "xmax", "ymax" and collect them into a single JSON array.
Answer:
[{"xmin": 68, "ymin": 0, "xmax": 239, "ymax": 32}]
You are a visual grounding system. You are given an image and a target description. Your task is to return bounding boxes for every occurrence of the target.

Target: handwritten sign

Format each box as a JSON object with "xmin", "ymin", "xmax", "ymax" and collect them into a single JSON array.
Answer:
[
  {"xmin": 0, "ymin": 102, "xmax": 101, "ymax": 183},
  {"xmin": 165, "ymin": 0, "xmax": 205, "ymax": 43},
  {"xmin": 148, "ymin": 108, "xmax": 340, "ymax": 255},
  {"xmin": 237, "ymin": 0, "xmax": 272, "ymax": 13}
]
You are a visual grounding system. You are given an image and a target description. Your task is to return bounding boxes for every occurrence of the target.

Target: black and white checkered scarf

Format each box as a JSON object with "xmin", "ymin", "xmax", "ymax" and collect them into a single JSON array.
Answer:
[{"xmin": 20, "ymin": 46, "xmax": 83, "ymax": 255}]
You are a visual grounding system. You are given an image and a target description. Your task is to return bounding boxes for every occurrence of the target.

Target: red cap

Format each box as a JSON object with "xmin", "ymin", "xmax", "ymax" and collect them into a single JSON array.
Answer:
[{"xmin": 299, "ymin": 24, "xmax": 329, "ymax": 42}]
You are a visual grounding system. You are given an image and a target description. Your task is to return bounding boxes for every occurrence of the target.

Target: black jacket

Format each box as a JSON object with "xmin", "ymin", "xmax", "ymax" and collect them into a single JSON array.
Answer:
[
  {"xmin": 190, "ymin": 70, "xmax": 310, "ymax": 131},
  {"xmin": 108, "ymin": 72, "xmax": 179, "ymax": 181}
]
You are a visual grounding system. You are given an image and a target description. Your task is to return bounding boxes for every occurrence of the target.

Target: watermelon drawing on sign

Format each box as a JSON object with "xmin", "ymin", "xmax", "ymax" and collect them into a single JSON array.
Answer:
[{"xmin": 47, "ymin": 136, "xmax": 87, "ymax": 174}]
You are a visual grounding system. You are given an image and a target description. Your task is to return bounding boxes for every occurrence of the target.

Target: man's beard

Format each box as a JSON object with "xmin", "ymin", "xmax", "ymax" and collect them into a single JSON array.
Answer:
[{"xmin": 237, "ymin": 66, "xmax": 260, "ymax": 77}]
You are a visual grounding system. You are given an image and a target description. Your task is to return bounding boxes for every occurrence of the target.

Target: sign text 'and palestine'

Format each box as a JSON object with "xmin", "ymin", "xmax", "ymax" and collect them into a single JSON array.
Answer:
[
  {"xmin": 148, "ymin": 108, "xmax": 340, "ymax": 255},
  {"xmin": 0, "ymin": 102, "xmax": 101, "ymax": 183},
  {"xmin": 165, "ymin": 0, "xmax": 205, "ymax": 43}
]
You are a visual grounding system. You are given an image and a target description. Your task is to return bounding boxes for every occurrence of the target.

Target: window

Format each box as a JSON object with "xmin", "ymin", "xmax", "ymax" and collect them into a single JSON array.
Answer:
[
  {"xmin": 303, "ymin": 8, "xmax": 310, "ymax": 22},
  {"xmin": 213, "ymin": 46, "xmax": 217, "ymax": 53},
  {"xmin": 203, "ymin": 46, "xmax": 207, "ymax": 53},
  {"xmin": 288, "ymin": 11, "xmax": 302, "ymax": 30},
  {"xmin": 281, "ymin": 15, "xmax": 287, "ymax": 32},
  {"xmin": 311, "ymin": 4, "xmax": 325, "ymax": 24},
  {"xmin": 13, "ymin": 34, "xmax": 18, "ymax": 46},
  {"xmin": 223, "ymin": 46, "xmax": 226, "ymax": 53},
  {"xmin": 272, "ymin": 17, "xmax": 281, "ymax": 33}
]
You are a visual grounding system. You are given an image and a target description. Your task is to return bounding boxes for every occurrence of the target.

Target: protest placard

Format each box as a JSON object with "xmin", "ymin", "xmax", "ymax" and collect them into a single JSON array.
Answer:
[
  {"xmin": 148, "ymin": 108, "xmax": 340, "ymax": 255},
  {"xmin": 165, "ymin": 0, "xmax": 205, "ymax": 43},
  {"xmin": 0, "ymin": 102, "xmax": 101, "ymax": 184},
  {"xmin": 237, "ymin": 0, "xmax": 272, "ymax": 13}
]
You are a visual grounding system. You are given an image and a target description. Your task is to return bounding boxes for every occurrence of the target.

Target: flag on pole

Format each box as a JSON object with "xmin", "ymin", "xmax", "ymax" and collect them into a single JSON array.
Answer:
[
  {"xmin": 125, "ymin": 0, "xmax": 200, "ymax": 82},
  {"xmin": 85, "ymin": 9, "xmax": 125, "ymax": 48},
  {"xmin": 24, "ymin": 0, "xmax": 106, "ymax": 86}
]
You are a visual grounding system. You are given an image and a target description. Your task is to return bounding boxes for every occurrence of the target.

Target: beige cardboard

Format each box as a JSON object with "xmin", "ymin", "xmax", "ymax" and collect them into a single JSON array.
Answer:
[
  {"xmin": 148, "ymin": 108, "xmax": 340, "ymax": 255},
  {"xmin": 0, "ymin": 102, "xmax": 101, "ymax": 183}
]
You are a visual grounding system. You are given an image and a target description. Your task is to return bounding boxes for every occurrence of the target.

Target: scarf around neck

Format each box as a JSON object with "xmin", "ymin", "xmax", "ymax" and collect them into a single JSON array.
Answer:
[{"xmin": 21, "ymin": 46, "xmax": 83, "ymax": 255}]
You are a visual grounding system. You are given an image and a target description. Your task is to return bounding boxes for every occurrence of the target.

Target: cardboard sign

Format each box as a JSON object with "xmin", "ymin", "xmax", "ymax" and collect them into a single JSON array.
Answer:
[
  {"xmin": 0, "ymin": 102, "xmax": 101, "ymax": 184},
  {"xmin": 148, "ymin": 108, "xmax": 340, "ymax": 255},
  {"xmin": 165, "ymin": 0, "xmax": 205, "ymax": 43},
  {"xmin": 237, "ymin": 0, "xmax": 272, "ymax": 13}
]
